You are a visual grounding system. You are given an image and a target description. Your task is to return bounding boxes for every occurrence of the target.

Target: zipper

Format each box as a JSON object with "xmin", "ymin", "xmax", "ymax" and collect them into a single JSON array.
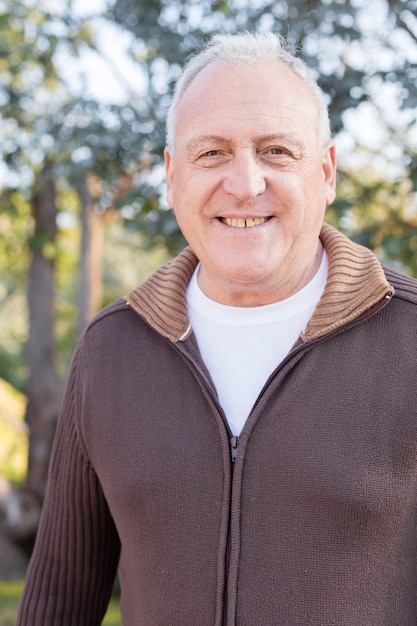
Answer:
[
  {"xmin": 168, "ymin": 291, "xmax": 393, "ymax": 625},
  {"xmin": 230, "ymin": 435, "xmax": 239, "ymax": 463}
]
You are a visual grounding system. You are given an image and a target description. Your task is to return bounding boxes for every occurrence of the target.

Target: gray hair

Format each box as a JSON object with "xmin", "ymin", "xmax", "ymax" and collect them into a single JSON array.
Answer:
[{"xmin": 166, "ymin": 31, "xmax": 331, "ymax": 152}]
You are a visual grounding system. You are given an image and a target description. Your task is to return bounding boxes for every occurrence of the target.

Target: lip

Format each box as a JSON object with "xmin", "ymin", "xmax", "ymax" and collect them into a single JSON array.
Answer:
[{"xmin": 218, "ymin": 216, "xmax": 272, "ymax": 229}]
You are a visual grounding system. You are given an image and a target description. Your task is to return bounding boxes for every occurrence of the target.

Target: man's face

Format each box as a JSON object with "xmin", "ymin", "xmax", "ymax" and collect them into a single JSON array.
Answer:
[{"xmin": 165, "ymin": 60, "xmax": 337, "ymax": 306}]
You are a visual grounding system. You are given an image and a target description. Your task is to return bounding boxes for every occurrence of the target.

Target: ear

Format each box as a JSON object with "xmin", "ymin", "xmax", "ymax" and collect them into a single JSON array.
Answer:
[
  {"xmin": 164, "ymin": 147, "xmax": 175, "ymax": 208},
  {"xmin": 322, "ymin": 142, "xmax": 337, "ymax": 206}
]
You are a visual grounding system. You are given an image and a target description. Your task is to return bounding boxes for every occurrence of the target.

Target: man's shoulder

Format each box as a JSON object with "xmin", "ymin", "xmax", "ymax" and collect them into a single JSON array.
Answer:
[
  {"xmin": 80, "ymin": 298, "xmax": 141, "ymax": 346},
  {"xmin": 88, "ymin": 298, "xmax": 132, "ymax": 327},
  {"xmin": 383, "ymin": 265, "xmax": 417, "ymax": 305}
]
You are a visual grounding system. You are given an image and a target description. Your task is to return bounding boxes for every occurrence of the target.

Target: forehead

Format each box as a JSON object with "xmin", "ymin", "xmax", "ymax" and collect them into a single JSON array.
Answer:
[{"xmin": 175, "ymin": 60, "xmax": 319, "ymax": 142}]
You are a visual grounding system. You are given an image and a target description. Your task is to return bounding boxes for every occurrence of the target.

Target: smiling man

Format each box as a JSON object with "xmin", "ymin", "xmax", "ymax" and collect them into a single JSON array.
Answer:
[
  {"xmin": 165, "ymin": 54, "xmax": 336, "ymax": 307},
  {"xmin": 17, "ymin": 32, "xmax": 417, "ymax": 626}
]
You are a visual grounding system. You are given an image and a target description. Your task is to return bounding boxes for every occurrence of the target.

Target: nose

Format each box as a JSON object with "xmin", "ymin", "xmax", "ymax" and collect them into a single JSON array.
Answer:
[{"xmin": 222, "ymin": 150, "xmax": 266, "ymax": 203}]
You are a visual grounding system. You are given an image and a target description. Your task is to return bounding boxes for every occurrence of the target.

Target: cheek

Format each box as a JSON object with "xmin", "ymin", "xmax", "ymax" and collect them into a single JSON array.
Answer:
[
  {"xmin": 172, "ymin": 204, "xmax": 199, "ymax": 243},
  {"xmin": 168, "ymin": 180, "xmax": 194, "ymax": 218},
  {"xmin": 172, "ymin": 203, "xmax": 187, "ymax": 229},
  {"xmin": 298, "ymin": 168, "xmax": 330, "ymax": 212}
]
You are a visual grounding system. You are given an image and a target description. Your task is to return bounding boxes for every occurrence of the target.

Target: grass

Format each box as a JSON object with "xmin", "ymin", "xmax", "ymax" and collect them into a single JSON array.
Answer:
[
  {"xmin": 0, "ymin": 579, "xmax": 122, "ymax": 625},
  {"xmin": 0, "ymin": 579, "xmax": 22, "ymax": 626}
]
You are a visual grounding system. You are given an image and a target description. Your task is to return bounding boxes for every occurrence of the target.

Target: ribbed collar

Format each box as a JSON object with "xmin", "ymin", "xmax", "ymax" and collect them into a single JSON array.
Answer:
[{"xmin": 126, "ymin": 223, "xmax": 394, "ymax": 343}]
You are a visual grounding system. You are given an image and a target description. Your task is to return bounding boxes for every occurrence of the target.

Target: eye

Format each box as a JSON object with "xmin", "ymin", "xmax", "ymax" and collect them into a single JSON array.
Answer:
[
  {"xmin": 201, "ymin": 150, "xmax": 221, "ymax": 157},
  {"xmin": 195, "ymin": 149, "xmax": 228, "ymax": 167},
  {"xmin": 261, "ymin": 145, "xmax": 298, "ymax": 165},
  {"xmin": 266, "ymin": 146, "xmax": 291, "ymax": 156}
]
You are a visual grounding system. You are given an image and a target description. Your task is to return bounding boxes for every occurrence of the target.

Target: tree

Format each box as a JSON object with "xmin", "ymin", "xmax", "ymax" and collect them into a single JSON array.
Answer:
[
  {"xmin": 1, "ymin": 0, "xmax": 416, "ymax": 548},
  {"xmin": 0, "ymin": 0, "xmax": 142, "ymax": 520},
  {"xmin": 0, "ymin": 0, "xmax": 177, "ymax": 534},
  {"xmin": 105, "ymin": 0, "xmax": 417, "ymax": 272},
  {"xmin": 25, "ymin": 165, "xmax": 63, "ymax": 500}
]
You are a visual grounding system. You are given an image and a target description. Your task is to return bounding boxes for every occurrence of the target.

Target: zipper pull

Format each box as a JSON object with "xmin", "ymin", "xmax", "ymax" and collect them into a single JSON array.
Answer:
[{"xmin": 230, "ymin": 436, "xmax": 239, "ymax": 463}]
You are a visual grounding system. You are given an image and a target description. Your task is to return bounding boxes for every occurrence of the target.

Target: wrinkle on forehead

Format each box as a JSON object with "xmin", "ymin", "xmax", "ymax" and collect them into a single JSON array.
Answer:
[{"xmin": 174, "ymin": 60, "xmax": 321, "ymax": 152}]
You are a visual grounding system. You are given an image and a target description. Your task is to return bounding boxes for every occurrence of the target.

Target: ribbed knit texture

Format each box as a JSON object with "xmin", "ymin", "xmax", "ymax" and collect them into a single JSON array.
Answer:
[
  {"xmin": 302, "ymin": 224, "xmax": 393, "ymax": 339},
  {"xmin": 16, "ymin": 347, "xmax": 120, "ymax": 625},
  {"xmin": 17, "ymin": 224, "xmax": 417, "ymax": 625},
  {"xmin": 126, "ymin": 224, "xmax": 393, "ymax": 343},
  {"xmin": 127, "ymin": 247, "xmax": 197, "ymax": 341}
]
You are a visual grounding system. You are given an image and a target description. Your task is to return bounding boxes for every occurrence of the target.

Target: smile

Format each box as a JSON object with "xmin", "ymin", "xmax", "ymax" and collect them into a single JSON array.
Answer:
[{"xmin": 219, "ymin": 217, "xmax": 271, "ymax": 229}]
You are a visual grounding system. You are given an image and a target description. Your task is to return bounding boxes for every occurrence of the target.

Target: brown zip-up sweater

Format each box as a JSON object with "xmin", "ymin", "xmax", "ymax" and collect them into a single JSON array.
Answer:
[{"xmin": 17, "ymin": 224, "xmax": 417, "ymax": 625}]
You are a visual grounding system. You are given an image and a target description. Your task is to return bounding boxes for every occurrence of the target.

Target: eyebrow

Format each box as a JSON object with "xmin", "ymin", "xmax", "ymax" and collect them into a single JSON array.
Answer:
[
  {"xmin": 185, "ymin": 133, "xmax": 305, "ymax": 153},
  {"xmin": 185, "ymin": 135, "xmax": 229, "ymax": 154},
  {"xmin": 256, "ymin": 133, "xmax": 305, "ymax": 150}
]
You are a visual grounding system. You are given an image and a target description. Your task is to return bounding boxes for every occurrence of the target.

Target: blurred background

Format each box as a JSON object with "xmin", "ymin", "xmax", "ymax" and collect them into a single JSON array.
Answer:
[{"xmin": 0, "ymin": 0, "xmax": 416, "ymax": 622}]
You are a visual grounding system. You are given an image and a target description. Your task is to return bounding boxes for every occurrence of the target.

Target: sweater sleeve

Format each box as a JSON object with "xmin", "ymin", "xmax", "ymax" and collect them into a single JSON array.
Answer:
[{"xmin": 16, "ymin": 343, "xmax": 121, "ymax": 625}]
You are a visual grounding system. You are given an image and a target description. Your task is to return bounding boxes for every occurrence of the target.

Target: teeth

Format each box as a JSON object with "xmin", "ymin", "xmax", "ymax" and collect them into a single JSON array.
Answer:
[{"xmin": 222, "ymin": 217, "xmax": 268, "ymax": 229}]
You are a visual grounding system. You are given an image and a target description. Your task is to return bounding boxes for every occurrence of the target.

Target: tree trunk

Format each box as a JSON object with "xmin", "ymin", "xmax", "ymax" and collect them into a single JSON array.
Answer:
[
  {"xmin": 77, "ymin": 172, "xmax": 104, "ymax": 335},
  {"xmin": 25, "ymin": 164, "xmax": 63, "ymax": 504}
]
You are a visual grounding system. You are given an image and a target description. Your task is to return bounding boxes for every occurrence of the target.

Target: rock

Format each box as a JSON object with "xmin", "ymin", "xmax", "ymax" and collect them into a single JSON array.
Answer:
[
  {"xmin": 0, "ymin": 475, "xmax": 40, "ymax": 577},
  {"xmin": 2, "ymin": 489, "xmax": 40, "ymax": 544},
  {"xmin": 0, "ymin": 530, "xmax": 27, "ymax": 580}
]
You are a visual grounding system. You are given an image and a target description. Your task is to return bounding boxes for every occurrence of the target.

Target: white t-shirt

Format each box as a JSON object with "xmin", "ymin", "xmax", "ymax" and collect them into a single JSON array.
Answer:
[{"xmin": 186, "ymin": 253, "xmax": 328, "ymax": 436}]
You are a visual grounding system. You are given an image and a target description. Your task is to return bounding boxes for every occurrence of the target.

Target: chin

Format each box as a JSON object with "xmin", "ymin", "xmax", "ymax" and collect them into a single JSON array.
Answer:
[{"xmin": 223, "ymin": 268, "xmax": 276, "ymax": 289}]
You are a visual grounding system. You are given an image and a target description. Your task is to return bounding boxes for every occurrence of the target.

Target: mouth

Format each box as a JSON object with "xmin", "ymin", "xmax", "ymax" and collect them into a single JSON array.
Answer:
[{"xmin": 218, "ymin": 217, "xmax": 271, "ymax": 229}]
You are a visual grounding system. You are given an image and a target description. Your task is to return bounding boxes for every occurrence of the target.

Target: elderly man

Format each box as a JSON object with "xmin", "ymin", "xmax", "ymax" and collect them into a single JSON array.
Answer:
[{"xmin": 17, "ymin": 32, "xmax": 417, "ymax": 625}]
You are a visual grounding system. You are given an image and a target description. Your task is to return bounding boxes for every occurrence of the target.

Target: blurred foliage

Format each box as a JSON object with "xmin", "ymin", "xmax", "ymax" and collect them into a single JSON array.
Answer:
[
  {"xmin": 0, "ymin": 192, "xmax": 31, "ymax": 390},
  {"xmin": 329, "ymin": 164, "xmax": 417, "ymax": 270},
  {"xmin": 0, "ymin": 380, "xmax": 27, "ymax": 483},
  {"xmin": 105, "ymin": 0, "xmax": 417, "ymax": 267},
  {"xmin": 0, "ymin": 0, "xmax": 415, "ymax": 604},
  {"xmin": 0, "ymin": 0, "xmax": 416, "ymax": 393}
]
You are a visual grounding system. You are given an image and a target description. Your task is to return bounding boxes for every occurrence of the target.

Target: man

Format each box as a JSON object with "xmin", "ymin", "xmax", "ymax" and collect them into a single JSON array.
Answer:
[{"xmin": 17, "ymin": 32, "xmax": 417, "ymax": 625}]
